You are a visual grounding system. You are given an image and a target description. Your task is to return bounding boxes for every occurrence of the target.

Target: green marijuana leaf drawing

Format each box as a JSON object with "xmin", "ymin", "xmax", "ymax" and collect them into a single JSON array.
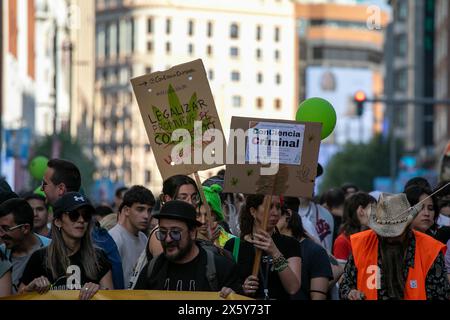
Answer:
[{"xmin": 152, "ymin": 84, "xmax": 211, "ymax": 146}]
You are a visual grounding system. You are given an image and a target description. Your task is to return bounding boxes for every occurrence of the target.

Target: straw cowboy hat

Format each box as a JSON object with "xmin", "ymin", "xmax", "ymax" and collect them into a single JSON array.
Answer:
[{"xmin": 367, "ymin": 193, "xmax": 422, "ymax": 238}]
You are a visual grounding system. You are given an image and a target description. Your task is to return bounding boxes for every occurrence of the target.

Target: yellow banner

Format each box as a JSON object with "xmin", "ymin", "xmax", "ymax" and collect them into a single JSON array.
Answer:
[{"xmin": 1, "ymin": 290, "xmax": 253, "ymax": 300}]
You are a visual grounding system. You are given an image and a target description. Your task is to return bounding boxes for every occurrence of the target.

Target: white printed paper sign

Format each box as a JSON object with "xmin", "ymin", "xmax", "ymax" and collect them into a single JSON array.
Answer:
[{"xmin": 246, "ymin": 122, "xmax": 305, "ymax": 165}]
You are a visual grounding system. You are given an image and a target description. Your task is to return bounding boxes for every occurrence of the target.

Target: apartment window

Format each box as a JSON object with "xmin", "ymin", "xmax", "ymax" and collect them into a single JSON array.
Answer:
[
  {"xmin": 166, "ymin": 42, "xmax": 171, "ymax": 53},
  {"xmin": 256, "ymin": 25, "xmax": 262, "ymax": 41},
  {"xmin": 230, "ymin": 23, "xmax": 239, "ymax": 39},
  {"xmin": 119, "ymin": 20, "xmax": 126, "ymax": 56},
  {"xmin": 119, "ymin": 68, "xmax": 129, "ymax": 84},
  {"xmin": 275, "ymin": 73, "xmax": 281, "ymax": 85},
  {"xmin": 188, "ymin": 43, "xmax": 194, "ymax": 55},
  {"xmin": 105, "ymin": 23, "xmax": 110, "ymax": 58},
  {"xmin": 166, "ymin": 18, "xmax": 171, "ymax": 34},
  {"xmin": 256, "ymin": 48, "xmax": 262, "ymax": 59},
  {"xmin": 96, "ymin": 25, "xmax": 105, "ymax": 59},
  {"xmin": 397, "ymin": 0, "xmax": 408, "ymax": 22},
  {"xmin": 395, "ymin": 34, "xmax": 407, "ymax": 57},
  {"xmin": 130, "ymin": 19, "xmax": 135, "ymax": 53},
  {"xmin": 232, "ymin": 96, "xmax": 242, "ymax": 107},
  {"xmin": 394, "ymin": 69, "xmax": 407, "ymax": 92},
  {"xmin": 230, "ymin": 47, "xmax": 239, "ymax": 57},
  {"xmin": 109, "ymin": 22, "xmax": 117, "ymax": 57},
  {"xmin": 274, "ymin": 26, "xmax": 280, "ymax": 42},
  {"xmin": 207, "ymin": 21, "xmax": 213, "ymax": 37},
  {"xmin": 256, "ymin": 97, "xmax": 263, "ymax": 109},
  {"xmin": 147, "ymin": 41, "xmax": 153, "ymax": 52},
  {"xmin": 257, "ymin": 72, "xmax": 263, "ymax": 83},
  {"xmin": 275, "ymin": 50, "xmax": 280, "ymax": 61},
  {"xmin": 208, "ymin": 69, "xmax": 214, "ymax": 80},
  {"xmin": 145, "ymin": 170, "xmax": 152, "ymax": 184},
  {"xmin": 188, "ymin": 20, "xmax": 194, "ymax": 36},
  {"xmin": 207, "ymin": 45, "xmax": 213, "ymax": 56},
  {"xmin": 274, "ymin": 98, "xmax": 282, "ymax": 110},
  {"xmin": 145, "ymin": 67, "xmax": 152, "ymax": 74},
  {"xmin": 231, "ymin": 71, "xmax": 240, "ymax": 82},
  {"xmin": 147, "ymin": 17, "xmax": 153, "ymax": 33}
]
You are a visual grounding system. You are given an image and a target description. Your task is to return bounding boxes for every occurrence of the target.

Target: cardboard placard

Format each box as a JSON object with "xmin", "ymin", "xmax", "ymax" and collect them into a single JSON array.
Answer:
[
  {"xmin": 130, "ymin": 59, "xmax": 226, "ymax": 180},
  {"xmin": 223, "ymin": 117, "xmax": 322, "ymax": 198}
]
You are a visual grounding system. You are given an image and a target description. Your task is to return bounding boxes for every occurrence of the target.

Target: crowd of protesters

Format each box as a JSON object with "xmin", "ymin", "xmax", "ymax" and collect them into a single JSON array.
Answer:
[{"xmin": 0, "ymin": 158, "xmax": 449, "ymax": 300}]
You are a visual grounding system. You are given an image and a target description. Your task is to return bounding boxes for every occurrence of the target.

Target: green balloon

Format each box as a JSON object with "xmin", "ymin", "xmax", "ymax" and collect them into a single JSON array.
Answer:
[
  {"xmin": 295, "ymin": 97, "xmax": 337, "ymax": 140},
  {"xmin": 29, "ymin": 156, "xmax": 49, "ymax": 180}
]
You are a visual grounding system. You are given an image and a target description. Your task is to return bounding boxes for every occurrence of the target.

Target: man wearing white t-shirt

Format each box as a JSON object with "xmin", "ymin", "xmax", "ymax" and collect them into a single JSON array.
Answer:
[
  {"xmin": 298, "ymin": 198, "xmax": 334, "ymax": 253},
  {"xmin": 109, "ymin": 186, "xmax": 155, "ymax": 288}
]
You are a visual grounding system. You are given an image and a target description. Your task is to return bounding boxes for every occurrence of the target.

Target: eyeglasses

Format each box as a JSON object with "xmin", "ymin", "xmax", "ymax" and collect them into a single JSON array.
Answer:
[
  {"xmin": 65, "ymin": 210, "xmax": 92, "ymax": 223},
  {"xmin": 155, "ymin": 229, "xmax": 182, "ymax": 241},
  {"xmin": 175, "ymin": 193, "xmax": 201, "ymax": 206},
  {"xmin": 41, "ymin": 179, "xmax": 50, "ymax": 188},
  {"xmin": 0, "ymin": 224, "xmax": 27, "ymax": 233}
]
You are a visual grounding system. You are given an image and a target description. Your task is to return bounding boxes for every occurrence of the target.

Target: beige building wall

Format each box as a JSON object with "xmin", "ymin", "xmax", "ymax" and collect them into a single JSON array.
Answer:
[{"xmin": 70, "ymin": 0, "xmax": 96, "ymax": 155}]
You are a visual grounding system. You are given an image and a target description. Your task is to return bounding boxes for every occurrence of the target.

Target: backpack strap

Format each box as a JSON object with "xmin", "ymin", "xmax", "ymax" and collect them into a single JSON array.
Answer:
[
  {"xmin": 232, "ymin": 237, "xmax": 240, "ymax": 263},
  {"xmin": 127, "ymin": 248, "xmax": 150, "ymax": 289},
  {"xmin": 205, "ymin": 248, "xmax": 219, "ymax": 291},
  {"xmin": 146, "ymin": 253, "xmax": 161, "ymax": 280}
]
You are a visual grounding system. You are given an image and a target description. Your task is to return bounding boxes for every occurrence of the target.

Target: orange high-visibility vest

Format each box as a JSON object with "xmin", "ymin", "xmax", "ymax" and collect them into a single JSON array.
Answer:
[{"xmin": 350, "ymin": 229, "xmax": 446, "ymax": 300}]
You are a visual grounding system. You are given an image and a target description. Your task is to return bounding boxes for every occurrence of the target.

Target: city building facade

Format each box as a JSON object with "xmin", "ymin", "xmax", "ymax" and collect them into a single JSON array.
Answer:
[{"xmin": 435, "ymin": 0, "xmax": 450, "ymax": 163}]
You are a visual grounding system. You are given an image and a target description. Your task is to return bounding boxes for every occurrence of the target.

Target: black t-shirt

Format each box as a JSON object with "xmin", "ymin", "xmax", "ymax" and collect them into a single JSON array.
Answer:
[
  {"xmin": 133, "ymin": 246, "xmax": 240, "ymax": 292},
  {"xmin": 20, "ymin": 247, "xmax": 111, "ymax": 290},
  {"xmin": 224, "ymin": 232, "xmax": 301, "ymax": 300},
  {"xmin": 333, "ymin": 215, "xmax": 342, "ymax": 243},
  {"xmin": 436, "ymin": 226, "xmax": 450, "ymax": 244},
  {"xmin": 291, "ymin": 238, "xmax": 333, "ymax": 300}
]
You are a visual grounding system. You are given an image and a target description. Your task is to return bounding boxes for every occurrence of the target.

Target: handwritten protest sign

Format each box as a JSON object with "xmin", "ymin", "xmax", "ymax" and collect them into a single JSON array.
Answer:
[
  {"xmin": 130, "ymin": 59, "xmax": 226, "ymax": 180},
  {"xmin": 223, "ymin": 117, "xmax": 322, "ymax": 198}
]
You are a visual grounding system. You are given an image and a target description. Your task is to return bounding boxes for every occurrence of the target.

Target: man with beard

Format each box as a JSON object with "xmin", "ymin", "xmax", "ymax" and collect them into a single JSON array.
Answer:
[
  {"xmin": 340, "ymin": 193, "xmax": 450, "ymax": 300},
  {"xmin": 133, "ymin": 200, "xmax": 240, "ymax": 297}
]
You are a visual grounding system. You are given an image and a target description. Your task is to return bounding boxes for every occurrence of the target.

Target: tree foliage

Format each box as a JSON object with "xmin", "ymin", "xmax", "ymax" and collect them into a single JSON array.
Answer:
[
  {"xmin": 30, "ymin": 133, "xmax": 96, "ymax": 196},
  {"xmin": 319, "ymin": 135, "xmax": 402, "ymax": 193}
]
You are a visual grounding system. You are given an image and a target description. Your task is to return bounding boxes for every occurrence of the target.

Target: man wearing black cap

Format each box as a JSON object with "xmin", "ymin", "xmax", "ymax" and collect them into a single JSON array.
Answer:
[{"xmin": 133, "ymin": 200, "xmax": 240, "ymax": 297}]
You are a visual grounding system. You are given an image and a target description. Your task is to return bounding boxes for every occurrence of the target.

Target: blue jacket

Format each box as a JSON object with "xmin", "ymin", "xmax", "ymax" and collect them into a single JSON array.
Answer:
[{"xmin": 92, "ymin": 225, "xmax": 125, "ymax": 289}]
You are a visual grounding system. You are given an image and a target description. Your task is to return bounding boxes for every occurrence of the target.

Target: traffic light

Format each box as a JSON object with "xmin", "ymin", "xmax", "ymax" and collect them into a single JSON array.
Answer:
[{"xmin": 354, "ymin": 91, "xmax": 366, "ymax": 117}]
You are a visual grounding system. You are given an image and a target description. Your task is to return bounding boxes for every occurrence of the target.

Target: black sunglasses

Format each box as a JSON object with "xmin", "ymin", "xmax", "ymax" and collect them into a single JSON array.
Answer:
[
  {"xmin": 66, "ymin": 210, "xmax": 92, "ymax": 223},
  {"xmin": 155, "ymin": 230, "xmax": 182, "ymax": 241}
]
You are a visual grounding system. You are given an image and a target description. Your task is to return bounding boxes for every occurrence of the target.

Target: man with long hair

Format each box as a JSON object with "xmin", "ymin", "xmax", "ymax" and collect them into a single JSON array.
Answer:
[{"xmin": 340, "ymin": 193, "xmax": 450, "ymax": 300}]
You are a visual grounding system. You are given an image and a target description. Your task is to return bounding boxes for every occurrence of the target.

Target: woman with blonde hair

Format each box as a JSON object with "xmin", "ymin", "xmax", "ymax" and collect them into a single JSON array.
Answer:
[{"xmin": 19, "ymin": 192, "xmax": 113, "ymax": 299}]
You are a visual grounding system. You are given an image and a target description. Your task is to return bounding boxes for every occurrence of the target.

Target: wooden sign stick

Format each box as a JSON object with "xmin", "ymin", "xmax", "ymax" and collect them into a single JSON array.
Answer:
[
  {"xmin": 251, "ymin": 194, "xmax": 272, "ymax": 276},
  {"xmin": 194, "ymin": 171, "xmax": 214, "ymax": 241}
]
